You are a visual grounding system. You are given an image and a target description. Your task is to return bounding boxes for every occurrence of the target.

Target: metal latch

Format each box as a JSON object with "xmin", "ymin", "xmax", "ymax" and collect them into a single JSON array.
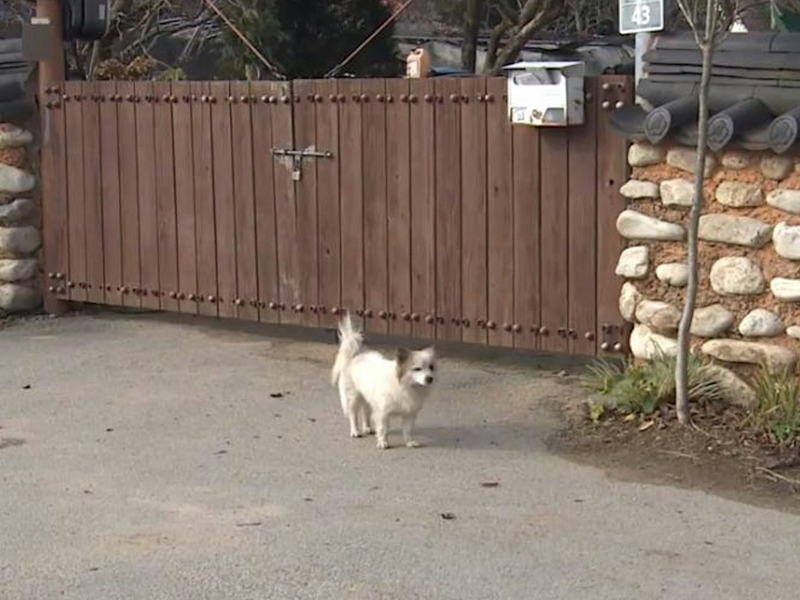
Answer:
[{"xmin": 271, "ymin": 148, "xmax": 334, "ymax": 181}]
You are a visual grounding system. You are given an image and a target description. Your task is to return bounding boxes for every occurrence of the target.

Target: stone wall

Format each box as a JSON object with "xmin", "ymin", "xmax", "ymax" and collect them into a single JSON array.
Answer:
[
  {"xmin": 0, "ymin": 123, "xmax": 40, "ymax": 313},
  {"xmin": 617, "ymin": 142, "xmax": 800, "ymax": 404}
]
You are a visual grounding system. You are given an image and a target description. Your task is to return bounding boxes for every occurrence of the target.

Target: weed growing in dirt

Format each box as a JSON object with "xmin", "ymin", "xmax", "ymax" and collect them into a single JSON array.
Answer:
[
  {"xmin": 749, "ymin": 367, "xmax": 800, "ymax": 445},
  {"xmin": 584, "ymin": 352, "xmax": 722, "ymax": 417}
]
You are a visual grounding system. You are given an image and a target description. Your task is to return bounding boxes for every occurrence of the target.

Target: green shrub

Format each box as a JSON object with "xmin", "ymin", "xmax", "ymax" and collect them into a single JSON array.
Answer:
[{"xmin": 749, "ymin": 367, "xmax": 800, "ymax": 445}]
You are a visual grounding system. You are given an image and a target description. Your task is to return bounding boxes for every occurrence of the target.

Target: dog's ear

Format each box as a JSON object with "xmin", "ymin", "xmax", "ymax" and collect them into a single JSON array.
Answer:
[{"xmin": 395, "ymin": 347, "xmax": 411, "ymax": 380}]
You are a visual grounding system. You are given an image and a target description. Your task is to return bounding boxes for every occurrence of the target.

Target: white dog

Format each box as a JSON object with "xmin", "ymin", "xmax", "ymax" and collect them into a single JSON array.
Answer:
[{"xmin": 330, "ymin": 314, "xmax": 436, "ymax": 449}]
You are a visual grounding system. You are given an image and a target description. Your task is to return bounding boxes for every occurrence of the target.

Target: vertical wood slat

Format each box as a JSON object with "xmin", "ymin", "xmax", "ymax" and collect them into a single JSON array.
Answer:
[
  {"xmin": 460, "ymin": 78, "xmax": 488, "ymax": 346},
  {"xmin": 539, "ymin": 128, "xmax": 570, "ymax": 354},
  {"xmin": 271, "ymin": 81, "xmax": 301, "ymax": 325},
  {"xmin": 568, "ymin": 77, "xmax": 599, "ymax": 355},
  {"xmin": 361, "ymin": 79, "xmax": 389, "ymax": 334},
  {"xmin": 409, "ymin": 79, "xmax": 436, "ymax": 340},
  {"xmin": 98, "ymin": 82, "xmax": 122, "ymax": 306},
  {"xmin": 41, "ymin": 86, "xmax": 70, "ymax": 304},
  {"xmin": 191, "ymin": 81, "xmax": 218, "ymax": 317},
  {"xmin": 314, "ymin": 79, "xmax": 342, "ymax": 329},
  {"xmin": 338, "ymin": 79, "xmax": 365, "ymax": 329},
  {"xmin": 512, "ymin": 118, "xmax": 541, "ymax": 350},
  {"xmin": 385, "ymin": 79, "xmax": 412, "ymax": 337},
  {"xmin": 171, "ymin": 82, "xmax": 197, "ymax": 314},
  {"xmin": 596, "ymin": 75, "xmax": 632, "ymax": 353},
  {"xmin": 434, "ymin": 78, "xmax": 462, "ymax": 342},
  {"xmin": 229, "ymin": 81, "xmax": 259, "ymax": 321},
  {"xmin": 152, "ymin": 82, "xmax": 179, "ymax": 312},
  {"xmin": 486, "ymin": 78, "xmax": 514, "ymax": 347},
  {"xmin": 134, "ymin": 81, "xmax": 160, "ymax": 310},
  {"xmin": 210, "ymin": 81, "xmax": 237, "ymax": 318},
  {"xmin": 249, "ymin": 82, "xmax": 281, "ymax": 323},
  {"xmin": 64, "ymin": 82, "xmax": 86, "ymax": 302},
  {"xmin": 81, "ymin": 82, "xmax": 105, "ymax": 304},
  {"xmin": 116, "ymin": 81, "xmax": 140, "ymax": 308},
  {"xmin": 293, "ymin": 80, "xmax": 320, "ymax": 327}
]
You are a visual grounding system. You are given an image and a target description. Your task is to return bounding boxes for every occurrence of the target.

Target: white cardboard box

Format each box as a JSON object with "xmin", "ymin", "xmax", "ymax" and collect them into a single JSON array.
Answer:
[{"xmin": 504, "ymin": 61, "xmax": 585, "ymax": 127}]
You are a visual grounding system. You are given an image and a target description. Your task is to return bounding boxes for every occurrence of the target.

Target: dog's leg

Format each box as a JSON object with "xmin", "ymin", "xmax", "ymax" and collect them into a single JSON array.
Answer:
[
  {"xmin": 374, "ymin": 413, "xmax": 390, "ymax": 449},
  {"xmin": 402, "ymin": 414, "xmax": 422, "ymax": 448},
  {"xmin": 360, "ymin": 404, "xmax": 374, "ymax": 436},
  {"xmin": 347, "ymin": 408, "xmax": 362, "ymax": 438},
  {"xmin": 340, "ymin": 384, "xmax": 362, "ymax": 439}
]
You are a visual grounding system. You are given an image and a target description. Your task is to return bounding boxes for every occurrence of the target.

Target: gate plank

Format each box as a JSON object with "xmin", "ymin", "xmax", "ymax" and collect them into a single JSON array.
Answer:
[
  {"xmin": 210, "ymin": 81, "xmax": 237, "ymax": 318},
  {"xmin": 512, "ymin": 120, "xmax": 541, "ymax": 350},
  {"xmin": 98, "ymin": 82, "xmax": 122, "ymax": 306},
  {"xmin": 249, "ymin": 82, "xmax": 280, "ymax": 323},
  {"xmin": 386, "ymin": 78, "xmax": 412, "ymax": 337},
  {"xmin": 486, "ymin": 78, "xmax": 514, "ymax": 347},
  {"xmin": 153, "ymin": 82, "xmax": 179, "ymax": 313},
  {"xmin": 539, "ymin": 127, "xmax": 569, "ymax": 353},
  {"xmin": 314, "ymin": 79, "xmax": 342, "ymax": 330},
  {"xmin": 409, "ymin": 79, "xmax": 436, "ymax": 340},
  {"xmin": 64, "ymin": 81, "xmax": 86, "ymax": 303},
  {"xmin": 568, "ymin": 77, "xmax": 599, "ymax": 355},
  {"xmin": 338, "ymin": 79, "xmax": 365, "ymax": 328},
  {"xmin": 191, "ymin": 81, "xmax": 218, "ymax": 317},
  {"xmin": 41, "ymin": 85, "xmax": 69, "ymax": 304},
  {"xmin": 460, "ymin": 77, "xmax": 488, "ymax": 345},
  {"xmin": 116, "ymin": 81, "xmax": 140, "ymax": 308},
  {"xmin": 293, "ymin": 80, "xmax": 320, "ymax": 327},
  {"xmin": 272, "ymin": 81, "xmax": 301, "ymax": 325},
  {"xmin": 134, "ymin": 81, "xmax": 160, "ymax": 310},
  {"xmin": 171, "ymin": 82, "xmax": 197, "ymax": 314},
  {"xmin": 81, "ymin": 82, "xmax": 105, "ymax": 304},
  {"xmin": 362, "ymin": 79, "xmax": 389, "ymax": 334},
  {"xmin": 230, "ymin": 81, "xmax": 259, "ymax": 321},
  {"xmin": 434, "ymin": 78, "xmax": 462, "ymax": 342},
  {"xmin": 596, "ymin": 75, "xmax": 632, "ymax": 354}
]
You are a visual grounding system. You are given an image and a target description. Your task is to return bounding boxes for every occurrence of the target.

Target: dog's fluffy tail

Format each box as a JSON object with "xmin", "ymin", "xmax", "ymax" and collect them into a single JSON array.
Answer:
[{"xmin": 331, "ymin": 313, "xmax": 363, "ymax": 392}]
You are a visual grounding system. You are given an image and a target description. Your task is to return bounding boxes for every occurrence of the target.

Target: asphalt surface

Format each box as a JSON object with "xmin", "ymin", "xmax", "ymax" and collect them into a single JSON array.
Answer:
[{"xmin": 2, "ymin": 314, "xmax": 800, "ymax": 600}]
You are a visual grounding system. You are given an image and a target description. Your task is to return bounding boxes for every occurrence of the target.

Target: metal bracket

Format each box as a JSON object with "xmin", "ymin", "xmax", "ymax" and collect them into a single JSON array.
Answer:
[{"xmin": 271, "ymin": 148, "xmax": 334, "ymax": 181}]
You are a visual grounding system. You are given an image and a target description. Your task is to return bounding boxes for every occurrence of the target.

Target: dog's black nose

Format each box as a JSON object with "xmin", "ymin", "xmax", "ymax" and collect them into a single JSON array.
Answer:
[{"xmin": 425, "ymin": 375, "xmax": 433, "ymax": 385}]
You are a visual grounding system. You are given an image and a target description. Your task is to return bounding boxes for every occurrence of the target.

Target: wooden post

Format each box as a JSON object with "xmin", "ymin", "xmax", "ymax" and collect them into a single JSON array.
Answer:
[{"xmin": 36, "ymin": 0, "xmax": 70, "ymax": 315}]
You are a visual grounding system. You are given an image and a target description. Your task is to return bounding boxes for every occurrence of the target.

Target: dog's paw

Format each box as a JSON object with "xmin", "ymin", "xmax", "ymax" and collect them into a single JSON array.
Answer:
[
  {"xmin": 361, "ymin": 427, "xmax": 375, "ymax": 436},
  {"xmin": 350, "ymin": 431, "xmax": 363, "ymax": 439},
  {"xmin": 405, "ymin": 440, "xmax": 423, "ymax": 448},
  {"xmin": 376, "ymin": 439, "xmax": 390, "ymax": 449}
]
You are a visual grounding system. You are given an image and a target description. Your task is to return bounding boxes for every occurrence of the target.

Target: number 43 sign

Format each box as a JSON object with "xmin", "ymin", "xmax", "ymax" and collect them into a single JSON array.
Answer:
[{"xmin": 619, "ymin": 0, "xmax": 664, "ymax": 34}]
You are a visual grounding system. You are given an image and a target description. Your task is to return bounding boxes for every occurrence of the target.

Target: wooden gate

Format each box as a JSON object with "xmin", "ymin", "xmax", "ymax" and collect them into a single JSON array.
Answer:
[{"xmin": 40, "ymin": 75, "xmax": 632, "ymax": 355}]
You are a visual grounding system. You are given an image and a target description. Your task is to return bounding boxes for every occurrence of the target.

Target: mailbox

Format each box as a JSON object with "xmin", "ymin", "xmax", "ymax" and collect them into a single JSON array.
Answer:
[
  {"xmin": 504, "ymin": 61, "xmax": 585, "ymax": 127},
  {"xmin": 63, "ymin": 0, "xmax": 109, "ymax": 41}
]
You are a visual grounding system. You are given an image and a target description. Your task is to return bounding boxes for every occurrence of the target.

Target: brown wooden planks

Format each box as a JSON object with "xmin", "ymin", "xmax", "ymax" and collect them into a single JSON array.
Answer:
[
  {"xmin": 485, "ymin": 78, "xmax": 514, "ymax": 347},
  {"xmin": 361, "ymin": 79, "xmax": 389, "ymax": 334},
  {"xmin": 385, "ymin": 79, "xmax": 412, "ymax": 337},
  {"xmin": 512, "ymin": 118, "xmax": 541, "ymax": 350},
  {"xmin": 98, "ymin": 82, "xmax": 122, "ymax": 306},
  {"xmin": 596, "ymin": 75, "xmax": 632, "ymax": 353},
  {"xmin": 64, "ymin": 82, "xmax": 87, "ymax": 302},
  {"xmin": 271, "ymin": 82, "xmax": 301, "ymax": 325},
  {"xmin": 229, "ymin": 81, "xmax": 259, "ymax": 321},
  {"xmin": 568, "ymin": 77, "xmax": 599, "ymax": 356},
  {"xmin": 116, "ymin": 81, "xmax": 140, "ymax": 308},
  {"xmin": 40, "ymin": 86, "xmax": 69, "ymax": 304},
  {"xmin": 191, "ymin": 82, "xmax": 218, "ymax": 317},
  {"xmin": 171, "ymin": 82, "xmax": 197, "ymax": 314},
  {"xmin": 338, "ymin": 79, "xmax": 365, "ymax": 329},
  {"xmin": 249, "ymin": 82, "xmax": 280, "ymax": 324},
  {"xmin": 314, "ymin": 79, "xmax": 342, "ymax": 330},
  {"xmin": 81, "ymin": 83, "xmax": 105, "ymax": 304},
  {"xmin": 459, "ymin": 78, "xmax": 488, "ymax": 346},
  {"xmin": 434, "ymin": 78, "xmax": 462, "ymax": 342},
  {"xmin": 134, "ymin": 81, "xmax": 160, "ymax": 310},
  {"xmin": 293, "ymin": 80, "xmax": 320, "ymax": 327},
  {"xmin": 152, "ymin": 82, "xmax": 179, "ymax": 313},
  {"xmin": 539, "ymin": 127, "xmax": 570, "ymax": 354},
  {"xmin": 210, "ymin": 81, "xmax": 237, "ymax": 318},
  {"xmin": 408, "ymin": 79, "xmax": 436, "ymax": 340}
]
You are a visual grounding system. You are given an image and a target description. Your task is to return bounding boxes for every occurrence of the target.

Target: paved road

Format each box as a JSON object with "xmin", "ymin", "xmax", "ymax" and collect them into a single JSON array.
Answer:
[{"xmin": 2, "ymin": 314, "xmax": 800, "ymax": 600}]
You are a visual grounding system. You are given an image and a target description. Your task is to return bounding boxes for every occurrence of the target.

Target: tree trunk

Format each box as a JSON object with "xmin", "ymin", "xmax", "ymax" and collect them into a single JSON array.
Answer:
[
  {"xmin": 461, "ymin": 0, "xmax": 484, "ymax": 73},
  {"xmin": 675, "ymin": 21, "xmax": 715, "ymax": 426}
]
